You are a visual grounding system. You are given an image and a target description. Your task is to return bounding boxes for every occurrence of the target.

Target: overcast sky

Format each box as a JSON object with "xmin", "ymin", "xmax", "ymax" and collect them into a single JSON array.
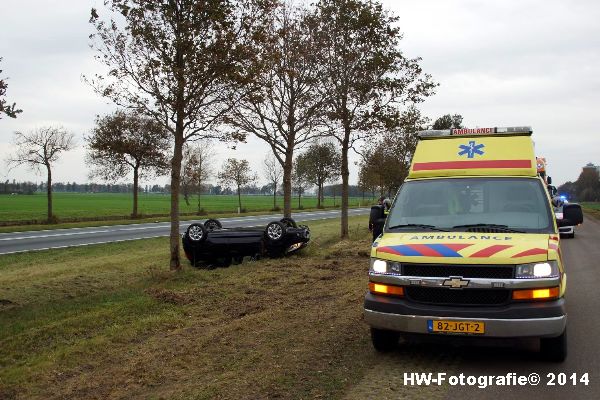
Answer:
[{"xmin": 1, "ymin": 0, "xmax": 598, "ymax": 187}]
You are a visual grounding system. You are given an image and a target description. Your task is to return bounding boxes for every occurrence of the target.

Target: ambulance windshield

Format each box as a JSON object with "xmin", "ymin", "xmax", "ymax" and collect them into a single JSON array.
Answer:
[{"xmin": 387, "ymin": 178, "xmax": 554, "ymax": 233}]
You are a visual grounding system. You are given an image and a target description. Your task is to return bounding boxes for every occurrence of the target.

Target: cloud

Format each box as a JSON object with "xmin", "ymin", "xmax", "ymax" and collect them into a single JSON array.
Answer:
[{"xmin": 1, "ymin": 0, "xmax": 599, "ymax": 187}]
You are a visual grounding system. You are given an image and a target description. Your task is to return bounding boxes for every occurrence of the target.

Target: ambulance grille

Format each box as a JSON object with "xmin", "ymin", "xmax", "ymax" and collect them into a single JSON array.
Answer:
[
  {"xmin": 402, "ymin": 264, "xmax": 514, "ymax": 279},
  {"xmin": 405, "ymin": 287, "xmax": 510, "ymax": 306}
]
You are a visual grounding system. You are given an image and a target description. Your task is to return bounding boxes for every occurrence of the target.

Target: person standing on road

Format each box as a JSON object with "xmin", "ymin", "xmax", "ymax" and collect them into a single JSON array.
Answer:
[{"xmin": 369, "ymin": 196, "xmax": 391, "ymax": 241}]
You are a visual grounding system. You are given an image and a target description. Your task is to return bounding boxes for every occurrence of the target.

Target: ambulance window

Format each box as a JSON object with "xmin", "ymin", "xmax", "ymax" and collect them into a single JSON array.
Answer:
[{"xmin": 387, "ymin": 177, "xmax": 553, "ymax": 233}]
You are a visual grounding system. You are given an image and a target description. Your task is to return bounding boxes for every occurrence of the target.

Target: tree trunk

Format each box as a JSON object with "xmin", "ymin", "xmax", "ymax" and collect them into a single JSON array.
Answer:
[
  {"xmin": 340, "ymin": 127, "xmax": 350, "ymax": 239},
  {"xmin": 170, "ymin": 35, "xmax": 186, "ymax": 271},
  {"xmin": 170, "ymin": 131, "xmax": 184, "ymax": 270},
  {"xmin": 316, "ymin": 179, "xmax": 322, "ymax": 208},
  {"xmin": 46, "ymin": 164, "xmax": 53, "ymax": 223},
  {"xmin": 183, "ymin": 188, "xmax": 190, "ymax": 206},
  {"xmin": 282, "ymin": 150, "xmax": 293, "ymax": 217},
  {"xmin": 321, "ymin": 184, "xmax": 325, "ymax": 206},
  {"xmin": 132, "ymin": 165, "xmax": 139, "ymax": 218},
  {"xmin": 237, "ymin": 185, "xmax": 242, "ymax": 212},
  {"xmin": 197, "ymin": 191, "xmax": 202, "ymax": 214},
  {"xmin": 298, "ymin": 188, "xmax": 301, "ymax": 208},
  {"xmin": 273, "ymin": 182, "xmax": 277, "ymax": 209}
]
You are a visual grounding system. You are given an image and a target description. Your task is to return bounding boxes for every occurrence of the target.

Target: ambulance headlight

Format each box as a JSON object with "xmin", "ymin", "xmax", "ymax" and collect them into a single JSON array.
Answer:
[
  {"xmin": 370, "ymin": 259, "xmax": 402, "ymax": 274},
  {"xmin": 515, "ymin": 261, "xmax": 559, "ymax": 278}
]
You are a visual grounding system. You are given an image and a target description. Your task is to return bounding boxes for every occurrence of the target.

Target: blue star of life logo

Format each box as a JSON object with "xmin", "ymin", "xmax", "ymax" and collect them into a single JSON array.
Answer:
[{"xmin": 458, "ymin": 141, "xmax": 485, "ymax": 159}]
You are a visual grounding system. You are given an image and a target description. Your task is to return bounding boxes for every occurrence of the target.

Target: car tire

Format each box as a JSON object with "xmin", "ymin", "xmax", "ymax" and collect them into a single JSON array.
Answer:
[
  {"xmin": 214, "ymin": 256, "xmax": 232, "ymax": 268},
  {"xmin": 302, "ymin": 227, "xmax": 311, "ymax": 240},
  {"xmin": 280, "ymin": 217, "xmax": 297, "ymax": 228},
  {"xmin": 232, "ymin": 256, "xmax": 244, "ymax": 265},
  {"xmin": 371, "ymin": 328, "xmax": 399, "ymax": 353},
  {"xmin": 185, "ymin": 223, "xmax": 207, "ymax": 244},
  {"xmin": 204, "ymin": 219, "xmax": 222, "ymax": 232},
  {"xmin": 540, "ymin": 329, "xmax": 567, "ymax": 362},
  {"xmin": 265, "ymin": 221, "xmax": 287, "ymax": 242}
]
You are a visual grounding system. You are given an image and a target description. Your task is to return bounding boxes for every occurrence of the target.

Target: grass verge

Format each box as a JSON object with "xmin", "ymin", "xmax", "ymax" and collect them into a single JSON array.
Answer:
[
  {"xmin": 581, "ymin": 202, "xmax": 600, "ymax": 220},
  {"xmin": 0, "ymin": 215, "xmax": 381, "ymax": 400}
]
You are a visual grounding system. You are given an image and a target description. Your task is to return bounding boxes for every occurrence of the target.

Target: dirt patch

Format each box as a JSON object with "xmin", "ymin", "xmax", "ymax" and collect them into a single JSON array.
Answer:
[
  {"xmin": 0, "ymin": 298, "xmax": 18, "ymax": 310},
  {"xmin": 145, "ymin": 288, "xmax": 192, "ymax": 305}
]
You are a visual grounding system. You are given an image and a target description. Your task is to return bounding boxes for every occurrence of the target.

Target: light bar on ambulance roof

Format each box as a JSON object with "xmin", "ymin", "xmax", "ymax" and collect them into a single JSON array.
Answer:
[{"xmin": 418, "ymin": 126, "xmax": 532, "ymax": 138}]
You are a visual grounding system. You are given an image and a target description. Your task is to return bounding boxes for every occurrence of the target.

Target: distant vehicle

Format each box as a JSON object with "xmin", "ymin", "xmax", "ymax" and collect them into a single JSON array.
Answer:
[
  {"xmin": 554, "ymin": 198, "xmax": 575, "ymax": 238},
  {"xmin": 182, "ymin": 218, "xmax": 310, "ymax": 268}
]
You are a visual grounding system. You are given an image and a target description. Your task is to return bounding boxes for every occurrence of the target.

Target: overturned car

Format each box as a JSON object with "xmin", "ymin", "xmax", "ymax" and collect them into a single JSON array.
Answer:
[{"xmin": 182, "ymin": 217, "xmax": 310, "ymax": 268}]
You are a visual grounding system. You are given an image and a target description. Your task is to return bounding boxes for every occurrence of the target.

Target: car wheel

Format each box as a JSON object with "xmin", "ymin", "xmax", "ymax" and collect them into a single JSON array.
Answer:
[
  {"xmin": 280, "ymin": 217, "xmax": 297, "ymax": 228},
  {"xmin": 265, "ymin": 221, "xmax": 286, "ymax": 242},
  {"xmin": 185, "ymin": 223, "xmax": 207, "ymax": 244},
  {"xmin": 370, "ymin": 328, "xmax": 399, "ymax": 353},
  {"xmin": 302, "ymin": 227, "xmax": 311, "ymax": 240},
  {"xmin": 204, "ymin": 219, "xmax": 222, "ymax": 232},
  {"xmin": 232, "ymin": 256, "xmax": 244, "ymax": 265},
  {"xmin": 214, "ymin": 256, "xmax": 232, "ymax": 268},
  {"xmin": 540, "ymin": 329, "xmax": 567, "ymax": 362}
]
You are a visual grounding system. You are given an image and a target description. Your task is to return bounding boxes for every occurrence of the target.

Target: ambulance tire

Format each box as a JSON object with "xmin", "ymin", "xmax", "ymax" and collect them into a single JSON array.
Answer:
[
  {"xmin": 540, "ymin": 328, "xmax": 567, "ymax": 362},
  {"xmin": 370, "ymin": 328, "xmax": 399, "ymax": 353}
]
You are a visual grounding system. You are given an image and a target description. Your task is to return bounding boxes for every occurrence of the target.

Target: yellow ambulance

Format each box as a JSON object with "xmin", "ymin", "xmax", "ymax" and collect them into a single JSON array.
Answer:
[{"xmin": 364, "ymin": 126, "xmax": 583, "ymax": 362}]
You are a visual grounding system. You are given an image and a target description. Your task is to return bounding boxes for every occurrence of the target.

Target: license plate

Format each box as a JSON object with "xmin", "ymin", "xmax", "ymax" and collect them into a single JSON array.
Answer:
[{"xmin": 427, "ymin": 319, "xmax": 485, "ymax": 334}]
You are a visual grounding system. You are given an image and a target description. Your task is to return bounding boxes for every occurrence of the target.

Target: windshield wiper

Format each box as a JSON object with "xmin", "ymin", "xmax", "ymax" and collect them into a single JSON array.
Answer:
[
  {"xmin": 388, "ymin": 224, "xmax": 448, "ymax": 232},
  {"xmin": 451, "ymin": 223, "xmax": 525, "ymax": 233}
]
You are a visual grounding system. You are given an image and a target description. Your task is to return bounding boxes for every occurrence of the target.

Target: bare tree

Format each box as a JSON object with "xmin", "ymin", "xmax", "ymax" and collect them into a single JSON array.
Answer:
[
  {"xmin": 226, "ymin": 1, "xmax": 326, "ymax": 218},
  {"xmin": 86, "ymin": 110, "xmax": 170, "ymax": 218},
  {"xmin": 263, "ymin": 153, "xmax": 283, "ymax": 210},
  {"xmin": 218, "ymin": 158, "xmax": 257, "ymax": 212},
  {"xmin": 358, "ymin": 164, "xmax": 378, "ymax": 202},
  {"xmin": 293, "ymin": 157, "xmax": 310, "ymax": 209},
  {"xmin": 295, "ymin": 142, "xmax": 341, "ymax": 208},
  {"xmin": 432, "ymin": 114, "xmax": 463, "ymax": 130},
  {"xmin": 6, "ymin": 127, "xmax": 75, "ymax": 222},
  {"xmin": 358, "ymin": 106, "xmax": 428, "ymax": 196},
  {"xmin": 182, "ymin": 143, "xmax": 215, "ymax": 214},
  {"xmin": 311, "ymin": 0, "xmax": 437, "ymax": 238},
  {"xmin": 0, "ymin": 58, "xmax": 22, "ymax": 119},
  {"xmin": 88, "ymin": 1, "xmax": 274, "ymax": 269}
]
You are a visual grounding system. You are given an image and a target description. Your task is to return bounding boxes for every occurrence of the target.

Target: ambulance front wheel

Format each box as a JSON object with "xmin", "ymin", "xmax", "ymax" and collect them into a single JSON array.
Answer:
[
  {"xmin": 370, "ymin": 327, "xmax": 399, "ymax": 353},
  {"xmin": 540, "ymin": 328, "xmax": 567, "ymax": 362}
]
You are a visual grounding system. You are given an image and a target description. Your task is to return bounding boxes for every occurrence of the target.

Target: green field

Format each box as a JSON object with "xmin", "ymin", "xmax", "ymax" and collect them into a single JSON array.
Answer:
[
  {"xmin": 581, "ymin": 202, "xmax": 600, "ymax": 210},
  {"xmin": 581, "ymin": 202, "xmax": 600, "ymax": 219},
  {"xmin": 0, "ymin": 193, "xmax": 371, "ymax": 223}
]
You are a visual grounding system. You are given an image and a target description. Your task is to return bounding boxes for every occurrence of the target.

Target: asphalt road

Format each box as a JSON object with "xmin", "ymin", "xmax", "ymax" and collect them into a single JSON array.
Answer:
[
  {"xmin": 0, "ymin": 208, "xmax": 370, "ymax": 255},
  {"xmin": 346, "ymin": 214, "xmax": 600, "ymax": 400}
]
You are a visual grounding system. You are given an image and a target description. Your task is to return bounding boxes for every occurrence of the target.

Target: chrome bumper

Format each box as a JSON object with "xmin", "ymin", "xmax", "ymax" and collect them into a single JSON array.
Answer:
[
  {"xmin": 559, "ymin": 226, "xmax": 574, "ymax": 234},
  {"xmin": 364, "ymin": 309, "xmax": 566, "ymax": 338}
]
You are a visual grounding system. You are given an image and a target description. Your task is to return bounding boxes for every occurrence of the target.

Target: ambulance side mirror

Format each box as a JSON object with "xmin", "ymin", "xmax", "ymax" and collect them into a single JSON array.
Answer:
[
  {"xmin": 560, "ymin": 203, "xmax": 583, "ymax": 226},
  {"xmin": 547, "ymin": 176, "xmax": 552, "ymax": 185}
]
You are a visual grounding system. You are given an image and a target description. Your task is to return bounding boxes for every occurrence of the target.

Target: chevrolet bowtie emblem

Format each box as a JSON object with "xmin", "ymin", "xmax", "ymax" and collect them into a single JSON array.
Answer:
[{"xmin": 443, "ymin": 277, "xmax": 470, "ymax": 289}]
